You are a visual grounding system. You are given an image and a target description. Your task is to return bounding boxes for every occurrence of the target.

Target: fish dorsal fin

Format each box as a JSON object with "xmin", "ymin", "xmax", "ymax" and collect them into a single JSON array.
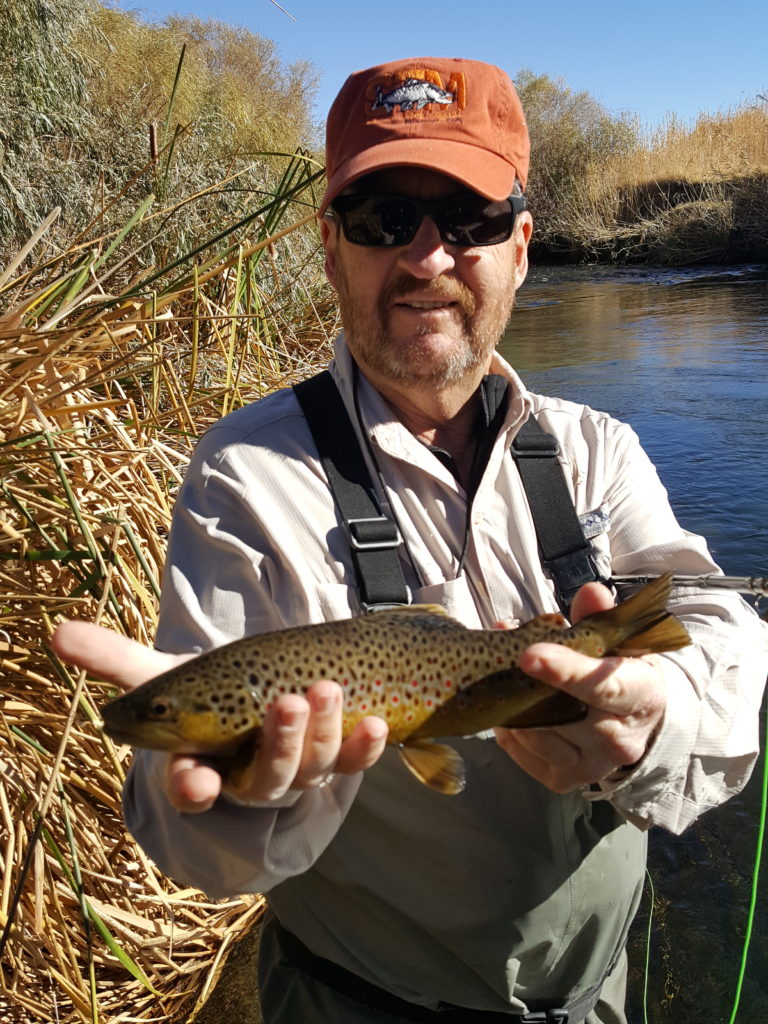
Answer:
[
  {"xmin": 374, "ymin": 603, "xmax": 451, "ymax": 618},
  {"xmin": 398, "ymin": 739, "xmax": 466, "ymax": 795}
]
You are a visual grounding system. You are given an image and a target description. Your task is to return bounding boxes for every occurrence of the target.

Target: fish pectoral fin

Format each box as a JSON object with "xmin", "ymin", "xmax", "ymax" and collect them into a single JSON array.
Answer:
[
  {"xmin": 398, "ymin": 739, "xmax": 466, "ymax": 795},
  {"xmin": 211, "ymin": 733, "xmax": 261, "ymax": 796},
  {"xmin": 499, "ymin": 691, "xmax": 588, "ymax": 729}
]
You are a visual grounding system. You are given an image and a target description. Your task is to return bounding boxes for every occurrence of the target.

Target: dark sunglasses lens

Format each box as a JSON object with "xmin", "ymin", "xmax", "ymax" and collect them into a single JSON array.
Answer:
[
  {"xmin": 332, "ymin": 194, "xmax": 517, "ymax": 247},
  {"xmin": 440, "ymin": 197, "xmax": 514, "ymax": 246},
  {"xmin": 337, "ymin": 196, "xmax": 419, "ymax": 246}
]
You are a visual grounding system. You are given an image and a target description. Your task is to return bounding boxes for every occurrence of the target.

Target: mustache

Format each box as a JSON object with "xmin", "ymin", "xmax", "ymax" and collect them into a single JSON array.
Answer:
[{"xmin": 382, "ymin": 274, "xmax": 476, "ymax": 316}]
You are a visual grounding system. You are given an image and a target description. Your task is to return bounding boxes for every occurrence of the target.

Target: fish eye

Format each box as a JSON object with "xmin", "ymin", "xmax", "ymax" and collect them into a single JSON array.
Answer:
[{"xmin": 147, "ymin": 697, "xmax": 175, "ymax": 720}]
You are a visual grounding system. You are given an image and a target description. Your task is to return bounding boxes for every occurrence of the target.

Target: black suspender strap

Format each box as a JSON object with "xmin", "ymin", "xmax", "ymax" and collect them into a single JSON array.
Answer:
[
  {"xmin": 511, "ymin": 415, "xmax": 603, "ymax": 613},
  {"xmin": 293, "ymin": 371, "xmax": 411, "ymax": 611},
  {"xmin": 295, "ymin": 371, "xmax": 601, "ymax": 615}
]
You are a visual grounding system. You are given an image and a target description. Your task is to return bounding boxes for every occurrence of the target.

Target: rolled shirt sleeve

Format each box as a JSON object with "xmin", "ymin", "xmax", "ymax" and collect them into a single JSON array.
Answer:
[{"xmin": 124, "ymin": 751, "xmax": 363, "ymax": 896}]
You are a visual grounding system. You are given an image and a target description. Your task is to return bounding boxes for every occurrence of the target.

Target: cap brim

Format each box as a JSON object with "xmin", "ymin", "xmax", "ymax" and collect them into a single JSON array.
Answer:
[{"xmin": 320, "ymin": 138, "xmax": 520, "ymax": 213}]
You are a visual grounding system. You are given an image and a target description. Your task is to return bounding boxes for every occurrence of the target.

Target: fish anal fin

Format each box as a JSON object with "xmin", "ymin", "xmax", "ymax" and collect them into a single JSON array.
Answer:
[
  {"xmin": 399, "ymin": 739, "xmax": 466, "ymax": 795},
  {"xmin": 499, "ymin": 692, "xmax": 588, "ymax": 729}
]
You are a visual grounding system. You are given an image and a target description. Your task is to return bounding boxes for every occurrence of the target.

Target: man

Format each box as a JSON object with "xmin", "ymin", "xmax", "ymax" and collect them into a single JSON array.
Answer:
[{"xmin": 53, "ymin": 58, "xmax": 767, "ymax": 1023}]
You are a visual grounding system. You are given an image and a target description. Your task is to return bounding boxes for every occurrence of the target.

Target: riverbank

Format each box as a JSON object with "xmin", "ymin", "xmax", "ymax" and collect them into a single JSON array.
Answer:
[{"xmin": 529, "ymin": 172, "xmax": 768, "ymax": 265}]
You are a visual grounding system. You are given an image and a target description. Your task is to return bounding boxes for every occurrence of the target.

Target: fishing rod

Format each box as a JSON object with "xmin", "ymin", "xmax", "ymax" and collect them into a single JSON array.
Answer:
[{"xmin": 611, "ymin": 574, "xmax": 768, "ymax": 597}]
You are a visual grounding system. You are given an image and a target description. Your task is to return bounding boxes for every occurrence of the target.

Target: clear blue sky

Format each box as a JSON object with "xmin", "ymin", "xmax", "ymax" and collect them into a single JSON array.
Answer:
[{"xmin": 129, "ymin": 0, "xmax": 767, "ymax": 131}]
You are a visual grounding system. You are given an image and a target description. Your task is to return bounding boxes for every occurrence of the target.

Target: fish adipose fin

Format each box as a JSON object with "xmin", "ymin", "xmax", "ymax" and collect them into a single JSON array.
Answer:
[{"xmin": 398, "ymin": 739, "xmax": 466, "ymax": 795}]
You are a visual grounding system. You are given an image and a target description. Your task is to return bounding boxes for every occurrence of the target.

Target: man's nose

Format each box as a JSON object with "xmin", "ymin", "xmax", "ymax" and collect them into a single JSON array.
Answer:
[{"xmin": 396, "ymin": 216, "xmax": 456, "ymax": 278}]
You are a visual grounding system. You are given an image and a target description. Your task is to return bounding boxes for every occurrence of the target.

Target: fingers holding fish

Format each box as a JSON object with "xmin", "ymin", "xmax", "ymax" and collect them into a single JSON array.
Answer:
[
  {"xmin": 494, "ymin": 647, "xmax": 667, "ymax": 791},
  {"xmin": 241, "ymin": 693, "xmax": 314, "ymax": 801},
  {"xmin": 332, "ymin": 715, "xmax": 389, "ymax": 775},
  {"xmin": 271, "ymin": 682, "xmax": 388, "ymax": 791},
  {"xmin": 214, "ymin": 683, "xmax": 390, "ymax": 803},
  {"xmin": 164, "ymin": 754, "xmax": 223, "ymax": 813},
  {"xmin": 567, "ymin": 580, "xmax": 616, "ymax": 624}
]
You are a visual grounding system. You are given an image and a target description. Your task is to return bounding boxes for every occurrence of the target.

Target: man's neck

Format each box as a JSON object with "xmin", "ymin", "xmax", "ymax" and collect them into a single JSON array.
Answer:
[{"xmin": 363, "ymin": 368, "xmax": 487, "ymax": 487}]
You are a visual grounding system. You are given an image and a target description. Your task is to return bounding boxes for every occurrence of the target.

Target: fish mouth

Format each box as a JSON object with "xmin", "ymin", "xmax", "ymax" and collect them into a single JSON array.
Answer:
[{"xmin": 101, "ymin": 704, "xmax": 186, "ymax": 752}]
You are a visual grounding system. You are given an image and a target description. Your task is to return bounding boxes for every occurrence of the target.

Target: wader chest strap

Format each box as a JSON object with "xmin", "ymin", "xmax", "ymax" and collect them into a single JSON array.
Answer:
[
  {"xmin": 293, "ymin": 371, "xmax": 410, "ymax": 611},
  {"xmin": 511, "ymin": 415, "xmax": 603, "ymax": 612}
]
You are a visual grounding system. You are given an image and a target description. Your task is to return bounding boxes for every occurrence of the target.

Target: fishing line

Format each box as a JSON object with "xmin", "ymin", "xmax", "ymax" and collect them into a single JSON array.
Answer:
[
  {"xmin": 726, "ymin": 679, "xmax": 768, "ymax": 1024},
  {"xmin": 641, "ymin": 868, "xmax": 655, "ymax": 1024}
]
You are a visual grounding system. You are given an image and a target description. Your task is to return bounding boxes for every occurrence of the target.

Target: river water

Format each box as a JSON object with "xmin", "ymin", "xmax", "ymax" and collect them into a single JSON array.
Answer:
[{"xmin": 500, "ymin": 264, "xmax": 768, "ymax": 1023}]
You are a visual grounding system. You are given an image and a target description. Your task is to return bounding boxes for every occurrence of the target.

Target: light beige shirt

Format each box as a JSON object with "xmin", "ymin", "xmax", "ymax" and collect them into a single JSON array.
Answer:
[{"xmin": 125, "ymin": 333, "xmax": 768, "ymax": 1010}]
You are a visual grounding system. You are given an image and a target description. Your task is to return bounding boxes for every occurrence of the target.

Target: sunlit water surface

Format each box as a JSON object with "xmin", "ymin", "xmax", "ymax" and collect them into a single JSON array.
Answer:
[{"xmin": 500, "ymin": 264, "xmax": 768, "ymax": 1023}]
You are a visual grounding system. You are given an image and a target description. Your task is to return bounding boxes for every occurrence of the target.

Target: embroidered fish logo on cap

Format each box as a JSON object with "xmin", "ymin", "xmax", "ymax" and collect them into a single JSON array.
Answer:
[
  {"xmin": 365, "ymin": 67, "xmax": 466, "ymax": 123},
  {"xmin": 372, "ymin": 77, "xmax": 455, "ymax": 114}
]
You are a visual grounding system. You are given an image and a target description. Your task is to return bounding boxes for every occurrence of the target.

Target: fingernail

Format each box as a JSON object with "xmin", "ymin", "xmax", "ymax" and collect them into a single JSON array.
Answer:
[{"xmin": 277, "ymin": 705, "xmax": 303, "ymax": 730}]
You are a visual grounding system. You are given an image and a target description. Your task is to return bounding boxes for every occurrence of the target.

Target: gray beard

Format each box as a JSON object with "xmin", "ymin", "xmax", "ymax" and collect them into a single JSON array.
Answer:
[{"xmin": 334, "ymin": 267, "xmax": 515, "ymax": 391}]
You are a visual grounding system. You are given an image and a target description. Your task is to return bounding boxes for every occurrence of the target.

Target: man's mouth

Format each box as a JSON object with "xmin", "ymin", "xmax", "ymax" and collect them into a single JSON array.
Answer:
[{"xmin": 396, "ymin": 299, "xmax": 455, "ymax": 310}]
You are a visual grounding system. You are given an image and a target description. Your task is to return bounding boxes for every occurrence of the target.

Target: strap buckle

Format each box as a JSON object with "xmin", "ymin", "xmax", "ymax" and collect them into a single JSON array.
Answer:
[
  {"xmin": 347, "ymin": 516, "xmax": 401, "ymax": 552},
  {"xmin": 511, "ymin": 432, "xmax": 560, "ymax": 458}
]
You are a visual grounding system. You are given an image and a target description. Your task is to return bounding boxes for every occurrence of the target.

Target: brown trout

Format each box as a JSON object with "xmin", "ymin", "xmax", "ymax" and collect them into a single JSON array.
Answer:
[{"xmin": 102, "ymin": 573, "xmax": 689, "ymax": 795}]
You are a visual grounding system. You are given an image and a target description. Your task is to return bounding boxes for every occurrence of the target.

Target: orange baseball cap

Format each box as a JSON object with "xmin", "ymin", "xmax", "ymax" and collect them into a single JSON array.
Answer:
[{"xmin": 320, "ymin": 57, "xmax": 530, "ymax": 213}]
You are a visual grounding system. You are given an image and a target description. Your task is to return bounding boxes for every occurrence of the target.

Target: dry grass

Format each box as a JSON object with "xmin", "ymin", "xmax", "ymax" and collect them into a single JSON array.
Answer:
[
  {"xmin": 527, "ymin": 95, "xmax": 768, "ymax": 263},
  {"xmin": 610, "ymin": 104, "xmax": 768, "ymax": 187},
  {"xmin": 0, "ymin": 176, "xmax": 337, "ymax": 1020}
]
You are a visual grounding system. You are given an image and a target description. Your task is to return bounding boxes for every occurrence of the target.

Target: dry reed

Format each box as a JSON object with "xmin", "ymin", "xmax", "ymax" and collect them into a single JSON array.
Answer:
[{"xmin": 0, "ymin": 177, "xmax": 337, "ymax": 1021}]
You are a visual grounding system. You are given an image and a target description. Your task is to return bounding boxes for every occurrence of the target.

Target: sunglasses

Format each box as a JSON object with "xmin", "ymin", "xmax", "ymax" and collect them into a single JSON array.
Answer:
[{"xmin": 329, "ymin": 192, "xmax": 527, "ymax": 248}]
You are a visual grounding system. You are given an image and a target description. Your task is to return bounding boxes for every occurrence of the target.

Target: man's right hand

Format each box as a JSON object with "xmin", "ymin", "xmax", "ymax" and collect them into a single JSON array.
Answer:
[{"xmin": 51, "ymin": 621, "xmax": 389, "ymax": 813}]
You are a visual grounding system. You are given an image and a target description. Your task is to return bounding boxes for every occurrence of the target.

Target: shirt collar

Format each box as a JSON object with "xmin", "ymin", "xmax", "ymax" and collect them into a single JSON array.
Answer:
[{"xmin": 329, "ymin": 331, "xmax": 533, "ymax": 465}]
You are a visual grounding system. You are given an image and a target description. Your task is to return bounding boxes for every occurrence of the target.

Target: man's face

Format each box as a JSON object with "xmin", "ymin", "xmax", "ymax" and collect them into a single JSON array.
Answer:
[{"xmin": 321, "ymin": 168, "xmax": 532, "ymax": 393}]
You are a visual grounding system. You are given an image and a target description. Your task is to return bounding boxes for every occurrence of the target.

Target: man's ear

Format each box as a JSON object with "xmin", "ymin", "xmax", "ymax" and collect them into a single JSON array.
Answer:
[
  {"xmin": 513, "ymin": 211, "xmax": 533, "ymax": 290},
  {"xmin": 320, "ymin": 216, "xmax": 339, "ymax": 290}
]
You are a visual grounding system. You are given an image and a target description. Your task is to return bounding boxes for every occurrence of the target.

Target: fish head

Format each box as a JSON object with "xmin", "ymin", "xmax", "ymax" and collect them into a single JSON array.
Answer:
[{"xmin": 100, "ymin": 669, "xmax": 257, "ymax": 754}]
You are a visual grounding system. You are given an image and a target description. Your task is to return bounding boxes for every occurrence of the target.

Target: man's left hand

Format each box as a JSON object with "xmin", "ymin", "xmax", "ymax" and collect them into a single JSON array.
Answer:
[{"xmin": 494, "ymin": 583, "xmax": 667, "ymax": 792}]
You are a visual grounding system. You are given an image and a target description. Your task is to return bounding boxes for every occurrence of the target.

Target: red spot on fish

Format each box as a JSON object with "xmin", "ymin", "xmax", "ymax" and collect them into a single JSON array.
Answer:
[
  {"xmin": 391, "ymin": 695, "xmax": 399, "ymax": 704},
  {"xmin": 444, "ymin": 680, "xmax": 453, "ymax": 689}
]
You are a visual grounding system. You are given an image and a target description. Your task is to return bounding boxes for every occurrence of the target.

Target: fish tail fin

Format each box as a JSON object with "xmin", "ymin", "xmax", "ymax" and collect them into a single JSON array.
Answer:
[
  {"xmin": 398, "ymin": 740, "xmax": 466, "ymax": 795},
  {"xmin": 600, "ymin": 572, "xmax": 690, "ymax": 655}
]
